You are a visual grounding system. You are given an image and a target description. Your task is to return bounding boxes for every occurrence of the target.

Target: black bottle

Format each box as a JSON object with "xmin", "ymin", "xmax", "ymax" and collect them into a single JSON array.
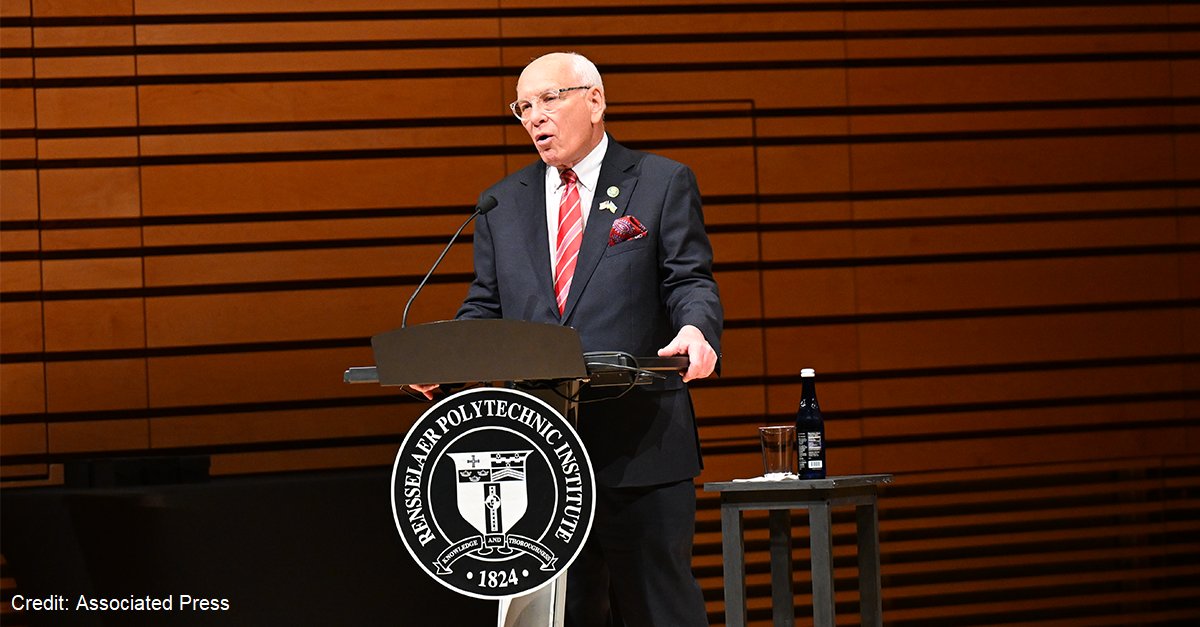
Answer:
[{"xmin": 796, "ymin": 368, "xmax": 826, "ymax": 479}]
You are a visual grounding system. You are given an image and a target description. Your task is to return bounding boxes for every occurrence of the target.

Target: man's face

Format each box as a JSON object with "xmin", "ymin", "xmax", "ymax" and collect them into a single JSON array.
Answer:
[{"xmin": 515, "ymin": 57, "xmax": 605, "ymax": 169}]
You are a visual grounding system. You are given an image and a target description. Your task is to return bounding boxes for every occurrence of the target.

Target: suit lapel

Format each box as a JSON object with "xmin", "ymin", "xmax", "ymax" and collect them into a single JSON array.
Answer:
[
  {"xmin": 561, "ymin": 139, "xmax": 640, "ymax": 323},
  {"xmin": 515, "ymin": 162, "xmax": 557, "ymax": 312}
]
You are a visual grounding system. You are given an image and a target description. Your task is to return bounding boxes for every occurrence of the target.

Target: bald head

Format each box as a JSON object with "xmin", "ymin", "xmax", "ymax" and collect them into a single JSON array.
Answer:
[
  {"xmin": 520, "ymin": 52, "xmax": 604, "ymax": 94},
  {"xmin": 515, "ymin": 53, "xmax": 607, "ymax": 168}
]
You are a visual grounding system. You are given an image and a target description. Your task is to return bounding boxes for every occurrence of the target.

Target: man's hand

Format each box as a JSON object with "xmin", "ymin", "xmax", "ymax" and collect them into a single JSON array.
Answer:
[
  {"xmin": 408, "ymin": 383, "xmax": 440, "ymax": 401},
  {"xmin": 657, "ymin": 324, "xmax": 717, "ymax": 383}
]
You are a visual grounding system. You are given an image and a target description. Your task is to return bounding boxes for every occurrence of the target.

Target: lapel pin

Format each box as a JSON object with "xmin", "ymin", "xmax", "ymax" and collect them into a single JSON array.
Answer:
[
  {"xmin": 607, "ymin": 186, "xmax": 620, "ymax": 198},
  {"xmin": 599, "ymin": 200, "xmax": 617, "ymax": 213}
]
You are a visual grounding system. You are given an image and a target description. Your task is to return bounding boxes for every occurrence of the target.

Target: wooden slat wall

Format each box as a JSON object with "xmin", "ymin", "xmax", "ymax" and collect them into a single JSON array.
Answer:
[{"xmin": 1, "ymin": 0, "xmax": 1197, "ymax": 625}]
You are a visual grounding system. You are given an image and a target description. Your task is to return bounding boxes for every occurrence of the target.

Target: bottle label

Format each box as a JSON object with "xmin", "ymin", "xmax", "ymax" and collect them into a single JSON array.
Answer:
[
  {"xmin": 807, "ymin": 460, "xmax": 824, "ymax": 469},
  {"xmin": 799, "ymin": 432, "xmax": 822, "ymax": 457}
]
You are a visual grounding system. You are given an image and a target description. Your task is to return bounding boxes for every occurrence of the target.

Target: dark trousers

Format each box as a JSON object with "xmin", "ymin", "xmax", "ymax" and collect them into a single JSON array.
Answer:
[{"xmin": 565, "ymin": 479, "xmax": 709, "ymax": 627}]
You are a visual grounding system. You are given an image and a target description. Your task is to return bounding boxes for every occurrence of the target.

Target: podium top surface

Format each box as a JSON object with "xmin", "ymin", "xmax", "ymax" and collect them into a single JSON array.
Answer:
[
  {"xmin": 371, "ymin": 319, "xmax": 587, "ymax": 386},
  {"xmin": 344, "ymin": 354, "xmax": 690, "ymax": 385}
]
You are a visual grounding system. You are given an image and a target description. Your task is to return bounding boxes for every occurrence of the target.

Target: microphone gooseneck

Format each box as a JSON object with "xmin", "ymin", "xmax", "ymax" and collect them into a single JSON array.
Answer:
[{"xmin": 401, "ymin": 196, "xmax": 497, "ymax": 328}]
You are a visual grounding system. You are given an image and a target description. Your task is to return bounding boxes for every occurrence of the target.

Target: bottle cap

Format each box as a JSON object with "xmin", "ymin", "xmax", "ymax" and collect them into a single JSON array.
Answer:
[{"xmin": 801, "ymin": 368, "xmax": 815, "ymax": 377}]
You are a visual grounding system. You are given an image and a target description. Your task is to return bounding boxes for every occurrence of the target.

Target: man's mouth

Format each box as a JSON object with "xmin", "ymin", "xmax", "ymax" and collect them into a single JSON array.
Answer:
[{"xmin": 535, "ymin": 133, "xmax": 554, "ymax": 148}]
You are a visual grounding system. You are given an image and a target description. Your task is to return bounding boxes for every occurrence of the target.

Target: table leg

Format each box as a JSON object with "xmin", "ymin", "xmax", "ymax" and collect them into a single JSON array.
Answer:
[
  {"xmin": 768, "ymin": 509, "xmax": 794, "ymax": 627},
  {"xmin": 721, "ymin": 502, "xmax": 747, "ymax": 627},
  {"xmin": 856, "ymin": 500, "xmax": 882, "ymax": 627},
  {"xmin": 809, "ymin": 502, "xmax": 835, "ymax": 627}
]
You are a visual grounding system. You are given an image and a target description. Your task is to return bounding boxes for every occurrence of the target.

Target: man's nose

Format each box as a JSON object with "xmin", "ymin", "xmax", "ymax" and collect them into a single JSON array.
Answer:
[{"xmin": 527, "ymin": 106, "xmax": 549, "ymax": 127}]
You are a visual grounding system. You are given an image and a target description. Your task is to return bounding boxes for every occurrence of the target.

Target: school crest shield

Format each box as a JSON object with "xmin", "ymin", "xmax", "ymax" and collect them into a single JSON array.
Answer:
[{"xmin": 448, "ymin": 451, "xmax": 531, "ymax": 551}]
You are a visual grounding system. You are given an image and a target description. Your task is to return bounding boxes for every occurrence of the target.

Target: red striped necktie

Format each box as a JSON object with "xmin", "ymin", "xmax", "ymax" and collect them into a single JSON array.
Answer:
[{"xmin": 553, "ymin": 169, "xmax": 583, "ymax": 315}]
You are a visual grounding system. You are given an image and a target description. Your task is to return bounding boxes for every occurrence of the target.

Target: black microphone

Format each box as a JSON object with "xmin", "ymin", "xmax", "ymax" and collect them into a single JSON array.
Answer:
[{"xmin": 401, "ymin": 195, "xmax": 498, "ymax": 328}]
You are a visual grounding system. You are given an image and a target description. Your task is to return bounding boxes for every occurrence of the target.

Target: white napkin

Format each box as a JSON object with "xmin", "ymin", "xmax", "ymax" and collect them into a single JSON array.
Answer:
[{"xmin": 732, "ymin": 473, "xmax": 799, "ymax": 482}]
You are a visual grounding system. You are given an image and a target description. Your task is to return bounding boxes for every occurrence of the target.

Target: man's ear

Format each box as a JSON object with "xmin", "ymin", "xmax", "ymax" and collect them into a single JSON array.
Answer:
[{"xmin": 589, "ymin": 88, "xmax": 606, "ymax": 124}]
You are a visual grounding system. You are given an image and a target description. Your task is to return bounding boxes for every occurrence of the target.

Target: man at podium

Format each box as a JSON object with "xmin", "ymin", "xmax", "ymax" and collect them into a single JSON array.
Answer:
[{"xmin": 415, "ymin": 52, "xmax": 723, "ymax": 627}]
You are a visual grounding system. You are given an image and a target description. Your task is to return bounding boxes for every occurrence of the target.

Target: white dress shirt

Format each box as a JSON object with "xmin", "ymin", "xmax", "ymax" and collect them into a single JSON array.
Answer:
[{"xmin": 545, "ymin": 133, "xmax": 608, "ymax": 276}]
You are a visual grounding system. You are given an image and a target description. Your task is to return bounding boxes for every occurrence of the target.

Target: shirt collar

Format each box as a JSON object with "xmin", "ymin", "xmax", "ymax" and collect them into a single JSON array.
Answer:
[{"xmin": 554, "ymin": 133, "xmax": 608, "ymax": 192}]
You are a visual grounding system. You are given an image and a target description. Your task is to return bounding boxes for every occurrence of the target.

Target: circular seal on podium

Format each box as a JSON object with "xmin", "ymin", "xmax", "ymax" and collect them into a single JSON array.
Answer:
[{"xmin": 391, "ymin": 387, "xmax": 596, "ymax": 599}]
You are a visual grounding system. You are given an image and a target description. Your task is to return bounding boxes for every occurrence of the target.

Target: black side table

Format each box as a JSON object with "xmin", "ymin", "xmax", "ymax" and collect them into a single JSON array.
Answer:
[{"xmin": 704, "ymin": 474, "xmax": 892, "ymax": 627}]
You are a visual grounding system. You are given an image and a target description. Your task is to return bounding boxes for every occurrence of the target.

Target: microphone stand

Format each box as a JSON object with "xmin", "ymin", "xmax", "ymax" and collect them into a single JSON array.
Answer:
[{"xmin": 401, "ymin": 195, "xmax": 497, "ymax": 328}]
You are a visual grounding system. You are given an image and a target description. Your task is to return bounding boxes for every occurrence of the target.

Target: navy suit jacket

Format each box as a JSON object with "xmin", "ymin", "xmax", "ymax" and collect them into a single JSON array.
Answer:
[{"xmin": 457, "ymin": 137, "xmax": 723, "ymax": 488}]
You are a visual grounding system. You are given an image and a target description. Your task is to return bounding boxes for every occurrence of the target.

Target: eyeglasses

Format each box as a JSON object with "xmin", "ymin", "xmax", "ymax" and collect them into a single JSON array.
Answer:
[{"xmin": 509, "ymin": 86, "xmax": 591, "ymax": 121}]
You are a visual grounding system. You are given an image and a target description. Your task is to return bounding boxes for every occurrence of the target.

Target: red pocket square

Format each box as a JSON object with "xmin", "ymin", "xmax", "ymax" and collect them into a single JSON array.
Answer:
[{"xmin": 608, "ymin": 215, "xmax": 648, "ymax": 247}]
